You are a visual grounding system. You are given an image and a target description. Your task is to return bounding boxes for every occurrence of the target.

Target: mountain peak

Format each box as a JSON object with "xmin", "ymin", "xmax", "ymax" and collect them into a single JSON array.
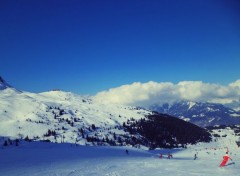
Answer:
[
  {"xmin": 149, "ymin": 101, "xmax": 240, "ymax": 127},
  {"xmin": 0, "ymin": 76, "xmax": 11, "ymax": 90},
  {"xmin": 0, "ymin": 76, "xmax": 4, "ymax": 83}
]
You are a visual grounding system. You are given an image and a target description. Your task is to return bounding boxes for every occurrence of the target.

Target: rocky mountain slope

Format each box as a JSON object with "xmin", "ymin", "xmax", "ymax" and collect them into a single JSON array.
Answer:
[{"xmin": 150, "ymin": 101, "xmax": 240, "ymax": 127}]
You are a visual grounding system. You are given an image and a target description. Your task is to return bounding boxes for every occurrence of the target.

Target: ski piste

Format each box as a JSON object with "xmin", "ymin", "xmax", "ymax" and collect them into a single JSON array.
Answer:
[{"xmin": 1, "ymin": 127, "xmax": 240, "ymax": 175}]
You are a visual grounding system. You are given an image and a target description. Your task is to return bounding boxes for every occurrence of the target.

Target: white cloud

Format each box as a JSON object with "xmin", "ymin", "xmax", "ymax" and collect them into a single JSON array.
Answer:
[
  {"xmin": 93, "ymin": 80, "xmax": 240, "ymax": 107},
  {"xmin": 229, "ymin": 80, "xmax": 240, "ymax": 88}
]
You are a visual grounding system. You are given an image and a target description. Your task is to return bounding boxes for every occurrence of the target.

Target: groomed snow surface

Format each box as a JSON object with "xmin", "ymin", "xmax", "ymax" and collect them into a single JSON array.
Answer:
[{"xmin": 1, "ymin": 129, "xmax": 240, "ymax": 176}]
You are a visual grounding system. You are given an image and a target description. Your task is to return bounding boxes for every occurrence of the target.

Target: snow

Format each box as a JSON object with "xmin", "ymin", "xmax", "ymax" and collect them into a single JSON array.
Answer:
[
  {"xmin": 179, "ymin": 116, "xmax": 190, "ymax": 122},
  {"xmin": 0, "ymin": 129, "xmax": 240, "ymax": 176},
  {"xmin": 206, "ymin": 107, "xmax": 217, "ymax": 112},
  {"xmin": 0, "ymin": 88, "xmax": 152, "ymax": 144},
  {"xmin": 1, "ymin": 87, "xmax": 240, "ymax": 175},
  {"xmin": 208, "ymin": 118, "xmax": 215, "ymax": 123},
  {"xmin": 187, "ymin": 101, "xmax": 196, "ymax": 110},
  {"xmin": 231, "ymin": 113, "xmax": 240, "ymax": 117}
]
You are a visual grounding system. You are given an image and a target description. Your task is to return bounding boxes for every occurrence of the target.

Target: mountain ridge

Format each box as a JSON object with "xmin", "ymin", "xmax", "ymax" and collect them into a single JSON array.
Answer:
[
  {"xmin": 0, "ymin": 76, "xmax": 211, "ymax": 148},
  {"xmin": 149, "ymin": 101, "xmax": 240, "ymax": 127}
]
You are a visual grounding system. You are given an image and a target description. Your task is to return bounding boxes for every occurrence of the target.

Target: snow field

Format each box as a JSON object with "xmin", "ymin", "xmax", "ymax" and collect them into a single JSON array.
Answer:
[{"xmin": 0, "ymin": 134, "xmax": 240, "ymax": 176}]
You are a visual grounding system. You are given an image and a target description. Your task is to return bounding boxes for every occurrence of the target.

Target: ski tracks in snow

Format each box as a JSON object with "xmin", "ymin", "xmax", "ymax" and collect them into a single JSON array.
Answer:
[{"xmin": 60, "ymin": 159, "xmax": 122, "ymax": 176}]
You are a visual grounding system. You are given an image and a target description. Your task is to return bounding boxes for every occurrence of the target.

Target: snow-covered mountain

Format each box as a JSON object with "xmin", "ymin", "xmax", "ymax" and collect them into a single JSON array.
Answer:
[
  {"xmin": 224, "ymin": 101, "xmax": 240, "ymax": 112},
  {"xmin": 150, "ymin": 101, "xmax": 240, "ymax": 127},
  {"xmin": 0, "ymin": 87, "xmax": 150, "ymax": 146},
  {"xmin": 0, "ymin": 76, "xmax": 12, "ymax": 90},
  {"xmin": 0, "ymin": 76, "xmax": 211, "ymax": 148}
]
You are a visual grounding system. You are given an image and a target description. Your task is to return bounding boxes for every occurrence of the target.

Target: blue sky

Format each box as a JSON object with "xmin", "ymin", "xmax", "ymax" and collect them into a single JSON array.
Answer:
[{"xmin": 0, "ymin": 0, "xmax": 240, "ymax": 94}]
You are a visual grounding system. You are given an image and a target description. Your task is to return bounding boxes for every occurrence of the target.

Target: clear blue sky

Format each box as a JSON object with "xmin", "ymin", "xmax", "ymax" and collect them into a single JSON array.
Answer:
[{"xmin": 1, "ymin": 0, "xmax": 240, "ymax": 94}]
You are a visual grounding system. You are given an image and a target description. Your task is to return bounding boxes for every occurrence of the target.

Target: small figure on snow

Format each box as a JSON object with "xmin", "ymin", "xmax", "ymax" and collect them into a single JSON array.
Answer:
[
  {"xmin": 194, "ymin": 153, "xmax": 197, "ymax": 160},
  {"xmin": 219, "ymin": 152, "xmax": 232, "ymax": 167},
  {"xmin": 125, "ymin": 149, "xmax": 129, "ymax": 155},
  {"xmin": 167, "ymin": 152, "xmax": 173, "ymax": 159},
  {"xmin": 159, "ymin": 153, "xmax": 163, "ymax": 159}
]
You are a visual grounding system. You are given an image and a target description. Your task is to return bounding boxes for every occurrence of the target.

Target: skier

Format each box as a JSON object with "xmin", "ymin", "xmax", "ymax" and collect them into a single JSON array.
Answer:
[
  {"xmin": 159, "ymin": 153, "xmax": 163, "ymax": 159},
  {"xmin": 167, "ymin": 152, "xmax": 173, "ymax": 159},
  {"xmin": 125, "ymin": 149, "xmax": 129, "ymax": 155},
  {"xmin": 219, "ymin": 152, "xmax": 232, "ymax": 167},
  {"xmin": 194, "ymin": 153, "xmax": 197, "ymax": 160}
]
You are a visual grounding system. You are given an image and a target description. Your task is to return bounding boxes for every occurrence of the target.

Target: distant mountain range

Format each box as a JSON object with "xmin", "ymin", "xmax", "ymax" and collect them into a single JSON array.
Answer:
[
  {"xmin": 149, "ymin": 101, "xmax": 240, "ymax": 127},
  {"xmin": 0, "ymin": 76, "xmax": 211, "ymax": 149}
]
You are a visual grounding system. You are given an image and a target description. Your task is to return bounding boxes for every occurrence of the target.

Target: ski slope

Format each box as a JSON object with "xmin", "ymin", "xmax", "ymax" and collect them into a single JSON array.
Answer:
[
  {"xmin": 0, "ymin": 81, "xmax": 240, "ymax": 175},
  {"xmin": 0, "ymin": 128, "xmax": 239, "ymax": 176},
  {"xmin": 0, "ymin": 88, "xmax": 151, "ymax": 145}
]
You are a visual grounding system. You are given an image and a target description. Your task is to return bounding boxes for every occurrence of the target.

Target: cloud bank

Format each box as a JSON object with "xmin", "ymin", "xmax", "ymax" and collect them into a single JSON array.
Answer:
[{"xmin": 93, "ymin": 80, "xmax": 240, "ymax": 107}]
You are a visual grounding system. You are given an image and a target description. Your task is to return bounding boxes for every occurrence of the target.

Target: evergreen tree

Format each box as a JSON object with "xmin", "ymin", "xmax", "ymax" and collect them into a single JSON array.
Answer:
[
  {"xmin": 8, "ymin": 138, "xmax": 13, "ymax": 145},
  {"xmin": 15, "ymin": 139, "xmax": 19, "ymax": 146},
  {"xmin": 24, "ymin": 136, "xmax": 30, "ymax": 142},
  {"xmin": 3, "ymin": 140, "xmax": 8, "ymax": 146}
]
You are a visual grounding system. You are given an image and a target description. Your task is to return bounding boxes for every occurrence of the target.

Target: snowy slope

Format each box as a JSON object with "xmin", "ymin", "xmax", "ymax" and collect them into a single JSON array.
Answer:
[
  {"xmin": 0, "ymin": 127, "xmax": 239, "ymax": 176},
  {"xmin": 1, "ymin": 77, "xmax": 240, "ymax": 175},
  {"xmin": 0, "ymin": 77, "xmax": 211, "ymax": 148},
  {"xmin": 0, "ymin": 87, "xmax": 152, "ymax": 145}
]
